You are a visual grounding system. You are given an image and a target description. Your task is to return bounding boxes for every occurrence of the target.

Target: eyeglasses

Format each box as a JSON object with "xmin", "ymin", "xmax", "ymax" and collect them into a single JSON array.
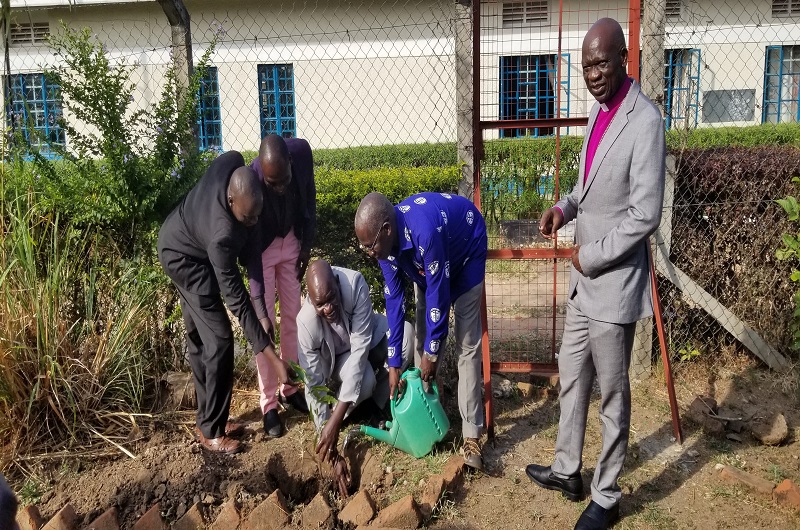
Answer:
[{"xmin": 361, "ymin": 221, "xmax": 386, "ymax": 253}]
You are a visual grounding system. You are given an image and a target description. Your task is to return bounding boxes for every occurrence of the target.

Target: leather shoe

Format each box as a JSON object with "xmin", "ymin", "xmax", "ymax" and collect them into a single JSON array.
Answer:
[
  {"xmin": 193, "ymin": 421, "xmax": 245, "ymax": 442},
  {"xmin": 284, "ymin": 391, "xmax": 309, "ymax": 414},
  {"xmin": 200, "ymin": 435, "xmax": 242, "ymax": 455},
  {"xmin": 526, "ymin": 463, "xmax": 584, "ymax": 501},
  {"xmin": 574, "ymin": 500, "xmax": 619, "ymax": 530},
  {"xmin": 263, "ymin": 409, "xmax": 284, "ymax": 438}
]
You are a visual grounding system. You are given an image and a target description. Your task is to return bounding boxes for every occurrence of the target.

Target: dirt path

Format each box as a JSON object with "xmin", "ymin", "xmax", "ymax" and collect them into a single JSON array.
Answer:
[{"xmin": 23, "ymin": 356, "xmax": 800, "ymax": 529}]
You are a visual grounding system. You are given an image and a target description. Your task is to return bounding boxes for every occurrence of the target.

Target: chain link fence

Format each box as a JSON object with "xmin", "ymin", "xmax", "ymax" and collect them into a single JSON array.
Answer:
[{"xmin": 2, "ymin": 0, "xmax": 800, "ymax": 379}]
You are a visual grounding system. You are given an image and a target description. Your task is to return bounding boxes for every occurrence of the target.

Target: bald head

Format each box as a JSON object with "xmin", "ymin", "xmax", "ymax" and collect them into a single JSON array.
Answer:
[
  {"xmin": 258, "ymin": 134, "xmax": 292, "ymax": 194},
  {"xmin": 355, "ymin": 192, "xmax": 396, "ymax": 260},
  {"xmin": 582, "ymin": 18, "xmax": 628, "ymax": 104},
  {"xmin": 228, "ymin": 166, "xmax": 263, "ymax": 227},
  {"xmin": 306, "ymin": 259, "xmax": 340, "ymax": 322}
]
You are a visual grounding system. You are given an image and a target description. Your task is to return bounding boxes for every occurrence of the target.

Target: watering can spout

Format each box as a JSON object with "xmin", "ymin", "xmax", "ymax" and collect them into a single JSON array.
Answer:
[{"xmin": 360, "ymin": 424, "xmax": 395, "ymax": 445}]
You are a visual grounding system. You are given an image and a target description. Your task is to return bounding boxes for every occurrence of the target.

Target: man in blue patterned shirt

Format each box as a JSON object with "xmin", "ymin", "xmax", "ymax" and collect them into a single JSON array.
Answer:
[{"xmin": 355, "ymin": 191, "xmax": 488, "ymax": 470}]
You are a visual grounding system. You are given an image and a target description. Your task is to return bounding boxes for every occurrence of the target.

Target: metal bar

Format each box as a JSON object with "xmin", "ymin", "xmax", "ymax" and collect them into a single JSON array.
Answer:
[
  {"xmin": 490, "ymin": 362, "xmax": 559, "ymax": 374},
  {"xmin": 481, "ymin": 116, "xmax": 588, "ymax": 130},
  {"xmin": 488, "ymin": 248, "xmax": 572, "ymax": 259},
  {"xmin": 629, "ymin": 0, "xmax": 641, "ymax": 82},
  {"xmin": 480, "ymin": 285, "xmax": 494, "ymax": 439},
  {"xmin": 553, "ymin": 0, "xmax": 565, "ymax": 363},
  {"xmin": 649, "ymin": 241, "xmax": 683, "ymax": 444}
]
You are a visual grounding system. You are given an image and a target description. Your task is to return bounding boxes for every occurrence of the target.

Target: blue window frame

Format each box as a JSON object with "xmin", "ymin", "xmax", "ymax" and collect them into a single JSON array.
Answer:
[
  {"xmin": 197, "ymin": 66, "xmax": 222, "ymax": 151},
  {"xmin": 6, "ymin": 72, "xmax": 64, "ymax": 158},
  {"xmin": 257, "ymin": 63, "xmax": 295, "ymax": 138},
  {"xmin": 499, "ymin": 54, "xmax": 570, "ymax": 138},
  {"xmin": 664, "ymin": 49, "xmax": 701, "ymax": 130},
  {"xmin": 764, "ymin": 45, "xmax": 800, "ymax": 124}
]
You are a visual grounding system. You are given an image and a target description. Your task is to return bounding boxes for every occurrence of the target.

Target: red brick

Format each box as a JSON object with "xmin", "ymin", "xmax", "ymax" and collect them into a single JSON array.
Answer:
[
  {"xmin": 241, "ymin": 490, "xmax": 289, "ymax": 530},
  {"xmin": 16, "ymin": 505, "xmax": 44, "ymax": 530},
  {"xmin": 441, "ymin": 455, "xmax": 465, "ymax": 493},
  {"xmin": 372, "ymin": 495, "xmax": 421, "ymax": 529},
  {"xmin": 300, "ymin": 493, "xmax": 332, "ymax": 530},
  {"xmin": 338, "ymin": 490, "xmax": 376, "ymax": 527},
  {"xmin": 42, "ymin": 505, "xmax": 78, "ymax": 530},
  {"xmin": 172, "ymin": 502, "xmax": 205, "ymax": 530},
  {"xmin": 774, "ymin": 479, "xmax": 800, "ymax": 511},
  {"xmin": 209, "ymin": 500, "xmax": 239, "ymax": 530},
  {"xmin": 82, "ymin": 507, "xmax": 119, "ymax": 530},
  {"xmin": 718, "ymin": 465, "xmax": 775, "ymax": 497},
  {"xmin": 419, "ymin": 475, "xmax": 446, "ymax": 521},
  {"xmin": 133, "ymin": 503, "xmax": 166, "ymax": 530}
]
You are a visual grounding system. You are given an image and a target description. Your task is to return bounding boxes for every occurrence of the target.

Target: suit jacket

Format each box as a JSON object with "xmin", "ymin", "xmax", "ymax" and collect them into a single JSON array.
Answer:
[
  {"xmin": 157, "ymin": 150, "xmax": 271, "ymax": 353},
  {"xmin": 556, "ymin": 80, "xmax": 665, "ymax": 324},
  {"xmin": 297, "ymin": 267, "xmax": 388, "ymax": 422}
]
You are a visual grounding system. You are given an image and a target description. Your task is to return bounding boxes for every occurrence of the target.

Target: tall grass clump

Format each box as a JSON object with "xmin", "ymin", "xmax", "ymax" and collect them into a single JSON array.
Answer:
[{"xmin": 0, "ymin": 197, "xmax": 166, "ymax": 472}]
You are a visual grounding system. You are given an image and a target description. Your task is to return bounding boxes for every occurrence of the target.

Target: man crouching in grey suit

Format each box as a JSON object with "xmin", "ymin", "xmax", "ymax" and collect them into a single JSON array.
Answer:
[
  {"xmin": 526, "ymin": 18, "xmax": 665, "ymax": 530},
  {"xmin": 298, "ymin": 260, "xmax": 413, "ymax": 498}
]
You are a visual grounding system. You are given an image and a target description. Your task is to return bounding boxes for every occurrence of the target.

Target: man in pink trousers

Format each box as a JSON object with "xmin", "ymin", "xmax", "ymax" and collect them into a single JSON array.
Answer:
[{"xmin": 247, "ymin": 134, "xmax": 316, "ymax": 437}]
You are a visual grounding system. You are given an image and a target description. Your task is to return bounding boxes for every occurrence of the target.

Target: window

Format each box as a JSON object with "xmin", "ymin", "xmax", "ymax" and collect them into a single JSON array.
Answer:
[
  {"xmin": 502, "ymin": 1, "xmax": 548, "ymax": 28},
  {"xmin": 664, "ymin": 49, "xmax": 701, "ymax": 130},
  {"xmin": 764, "ymin": 46, "xmax": 800, "ymax": 124},
  {"xmin": 197, "ymin": 66, "xmax": 222, "ymax": 151},
  {"xmin": 666, "ymin": 0, "xmax": 682, "ymax": 21},
  {"xmin": 499, "ymin": 54, "xmax": 569, "ymax": 138},
  {"xmin": 6, "ymin": 73, "xmax": 65, "ymax": 158},
  {"xmin": 257, "ymin": 64, "xmax": 295, "ymax": 138},
  {"xmin": 10, "ymin": 22, "xmax": 49, "ymax": 46},
  {"xmin": 773, "ymin": 0, "xmax": 800, "ymax": 18}
]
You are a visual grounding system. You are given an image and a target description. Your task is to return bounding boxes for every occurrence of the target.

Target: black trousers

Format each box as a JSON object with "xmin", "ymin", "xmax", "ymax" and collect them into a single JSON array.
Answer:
[{"xmin": 177, "ymin": 285, "xmax": 234, "ymax": 440}]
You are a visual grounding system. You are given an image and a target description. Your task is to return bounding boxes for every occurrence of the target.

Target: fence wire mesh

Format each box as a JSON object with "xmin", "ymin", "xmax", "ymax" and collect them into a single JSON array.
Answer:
[{"xmin": 2, "ymin": 0, "xmax": 800, "ymax": 378}]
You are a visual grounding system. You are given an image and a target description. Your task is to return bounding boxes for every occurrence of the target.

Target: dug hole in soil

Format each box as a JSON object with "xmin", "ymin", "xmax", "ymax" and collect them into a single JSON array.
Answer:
[{"xmin": 36, "ymin": 388, "xmax": 412, "ymax": 530}]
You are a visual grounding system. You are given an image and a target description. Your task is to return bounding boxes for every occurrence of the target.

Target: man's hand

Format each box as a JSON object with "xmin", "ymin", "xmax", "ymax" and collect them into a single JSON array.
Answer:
[
  {"xmin": 539, "ymin": 207, "xmax": 564, "ymax": 240},
  {"xmin": 316, "ymin": 416, "xmax": 343, "ymax": 464},
  {"xmin": 419, "ymin": 355, "xmax": 436, "ymax": 383},
  {"xmin": 388, "ymin": 367, "xmax": 405, "ymax": 400},
  {"xmin": 296, "ymin": 249, "xmax": 311, "ymax": 282},
  {"xmin": 571, "ymin": 244, "xmax": 583, "ymax": 274},
  {"xmin": 331, "ymin": 452, "xmax": 351, "ymax": 499},
  {"xmin": 262, "ymin": 345, "xmax": 298, "ymax": 387}
]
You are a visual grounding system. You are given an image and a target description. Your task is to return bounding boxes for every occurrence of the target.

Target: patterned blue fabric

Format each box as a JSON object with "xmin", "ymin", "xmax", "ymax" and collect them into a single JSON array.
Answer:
[{"xmin": 380, "ymin": 192, "xmax": 487, "ymax": 368}]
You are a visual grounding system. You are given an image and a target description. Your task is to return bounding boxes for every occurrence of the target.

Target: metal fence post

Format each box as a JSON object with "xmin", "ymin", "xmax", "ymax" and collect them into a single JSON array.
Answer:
[{"xmin": 455, "ymin": 0, "xmax": 474, "ymax": 199}]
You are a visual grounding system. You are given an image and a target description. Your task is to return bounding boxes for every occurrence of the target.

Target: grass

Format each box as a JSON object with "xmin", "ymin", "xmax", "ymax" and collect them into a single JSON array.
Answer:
[{"xmin": 0, "ymin": 198, "xmax": 166, "ymax": 477}]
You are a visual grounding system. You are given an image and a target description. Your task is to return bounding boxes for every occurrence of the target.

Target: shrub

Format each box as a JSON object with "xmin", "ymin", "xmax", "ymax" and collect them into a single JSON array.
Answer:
[
  {"xmin": 668, "ymin": 145, "xmax": 800, "ymax": 358},
  {"xmin": 314, "ymin": 165, "xmax": 461, "ymax": 309},
  {"xmin": 667, "ymin": 122, "xmax": 800, "ymax": 151}
]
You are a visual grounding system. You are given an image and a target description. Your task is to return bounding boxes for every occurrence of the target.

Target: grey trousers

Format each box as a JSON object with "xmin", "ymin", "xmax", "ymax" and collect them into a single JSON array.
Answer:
[
  {"xmin": 414, "ymin": 281, "xmax": 485, "ymax": 439},
  {"xmin": 551, "ymin": 295, "xmax": 636, "ymax": 509}
]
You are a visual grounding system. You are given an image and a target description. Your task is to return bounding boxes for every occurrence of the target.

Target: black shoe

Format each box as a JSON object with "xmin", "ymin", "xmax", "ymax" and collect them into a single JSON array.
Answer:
[
  {"xmin": 525, "ymin": 464, "xmax": 584, "ymax": 501},
  {"xmin": 285, "ymin": 391, "xmax": 309, "ymax": 414},
  {"xmin": 574, "ymin": 501, "xmax": 619, "ymax": 530},
  {"xmin": 263, "ymin": 409, "xmax": 283, "ymax": 438}
]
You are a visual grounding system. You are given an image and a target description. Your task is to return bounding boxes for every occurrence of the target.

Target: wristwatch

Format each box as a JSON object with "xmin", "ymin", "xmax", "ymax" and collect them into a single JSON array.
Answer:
[{"xmin": 423, "ymin": 352, "xmax": 439, "ymax": 363}]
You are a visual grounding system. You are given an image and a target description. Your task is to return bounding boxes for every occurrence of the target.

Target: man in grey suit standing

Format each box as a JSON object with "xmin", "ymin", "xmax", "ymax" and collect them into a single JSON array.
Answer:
[
  {"xmin": 298, "ymin": 260, "xmax": 413, "ymax": 497},
  {"xmin": 526, "ymin": 18, "xmax": 665, "ymax": 530}
]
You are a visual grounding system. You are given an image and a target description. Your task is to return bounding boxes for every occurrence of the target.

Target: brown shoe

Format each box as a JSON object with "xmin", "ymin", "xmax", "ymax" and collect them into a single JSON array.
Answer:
[
  {"xmin": 200, "ymin": 435, "xmax": 242, "ymax": 454},
  {"xmin": 193, "ymin": 421, "xmax": 245, "ymax": 441}
]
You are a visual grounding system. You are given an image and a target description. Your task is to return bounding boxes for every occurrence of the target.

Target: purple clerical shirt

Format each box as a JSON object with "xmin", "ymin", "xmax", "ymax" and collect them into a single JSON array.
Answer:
[{"xmin": 583, "ymin": 77, "xmax": 633, "ymax": 184}]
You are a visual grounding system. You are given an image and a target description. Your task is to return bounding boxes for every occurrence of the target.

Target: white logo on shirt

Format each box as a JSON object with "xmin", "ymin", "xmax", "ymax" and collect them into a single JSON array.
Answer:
[
  {"xmin": 428, "ymin": 261, "xmax": 439, "ymax": 276},
  {"xmin": 399, "ymin": 205, "xmax": 411, "ymax": 213},
  {"xmin": 440, "ymin": 193, "xmax": 452, "ymax": 199},
  {"xmin": 429, "ymin": 340, "xmax": 440, "ymax": 353},
  {"xmin": 430, "ymin": 308, "xmax": 441, "ymax": 323},
  {"xmin": 436, "ymin": 226, "xmax": 442, "ymax": 232},
  {"xmin": 391, "ymin": 264, "xmax": 398, "ymax": 271},
  {"xmin": 414, "ymin": 197, "xmax": 427, "ymax": 205},
  {"xmin": 441, "ymin": 211, "xmax": 448, "ymax": 225},
  {"xmin": 388, "ymin": 346, "xmax": 397, "ymax": 358},
  {"xmin": 386, "ymin": 329, "xmax": 391, "ymax": 338},
  {"xmin": 466, "ymin": 210, "xmax": 474, "ymax": 226},
  {"xmin": 445, "ymin": 261, "xmax": 450, "ymax": 278},
  {"xmin": 405, "ymin": 227, "xmax": 412, "ymax": 241},
  {"xmin": 418, "ymin": 246, "xmax": 425, "ymax": 256},
  {"xmin": 384, "ymin": 285, "xmax": 390, "ymax": 295}
]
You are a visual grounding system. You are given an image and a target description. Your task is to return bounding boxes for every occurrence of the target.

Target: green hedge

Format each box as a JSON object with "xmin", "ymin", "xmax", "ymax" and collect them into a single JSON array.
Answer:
[
  {"xmin": 314, "ymin": 165, "xmax": 461, "ymax": 309},
  {"xmin": 666, "ymin": 122, "xmax": 800, "ymax": 150}
]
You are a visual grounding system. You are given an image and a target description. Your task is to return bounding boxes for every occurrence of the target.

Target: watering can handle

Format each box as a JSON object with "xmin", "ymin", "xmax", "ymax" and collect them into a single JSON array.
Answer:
[{"xmin": 391, "ymin": 368, "xmax": 439, "ymax": 411}]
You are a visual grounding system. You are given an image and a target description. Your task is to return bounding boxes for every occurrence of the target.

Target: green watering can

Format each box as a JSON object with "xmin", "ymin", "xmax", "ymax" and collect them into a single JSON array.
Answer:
[{"xmin": 359, "ymin": 367, "xmax": 450, "ymax": 458}]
